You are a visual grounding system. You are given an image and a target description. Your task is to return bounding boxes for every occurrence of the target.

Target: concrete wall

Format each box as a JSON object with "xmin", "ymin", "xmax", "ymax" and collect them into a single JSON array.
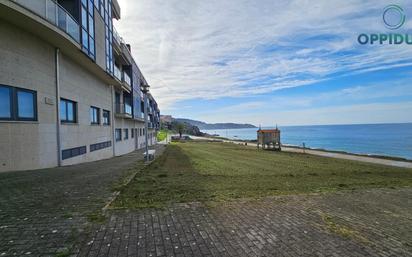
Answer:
[
  {"xmin": 94, "ymin": 9, "xmax": 106, "ymax": 71},
  {"xmin": 148, "ymin": 129, "xmax": 157, "ymax": 146},
  {"xmin": 59, "ymin": 53, "xmax": 113, "ymax": 166},
  {"xmin": 0, "ymin": 20, "xmax": 58, "ymax": 172},
  {"xmin": 114, "ymin": 118, "xmax": 145, "ymax": 156}
]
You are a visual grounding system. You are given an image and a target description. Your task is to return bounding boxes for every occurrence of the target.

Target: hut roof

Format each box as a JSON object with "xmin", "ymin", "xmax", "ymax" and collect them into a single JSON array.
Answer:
[{"xmin": 257, "ymin": 129, "xmax": 279, "ymax": 133}]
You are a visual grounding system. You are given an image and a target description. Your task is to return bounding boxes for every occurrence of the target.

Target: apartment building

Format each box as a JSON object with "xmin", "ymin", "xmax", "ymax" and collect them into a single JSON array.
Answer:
[{"xmin": 0, "ymin": 0, "xmax": 160, "ymax": 172}]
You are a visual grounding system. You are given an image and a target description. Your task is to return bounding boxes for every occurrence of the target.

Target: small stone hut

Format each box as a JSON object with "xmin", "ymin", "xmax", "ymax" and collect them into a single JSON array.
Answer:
[{"xmin": 257, "ymin": 127, "xmax": 281, "ymax": 150}]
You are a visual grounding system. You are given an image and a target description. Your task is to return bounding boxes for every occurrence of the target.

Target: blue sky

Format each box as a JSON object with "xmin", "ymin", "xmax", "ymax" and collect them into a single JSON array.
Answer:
[{"xmin": 116, "ymin": 0, "xmax": 412, "ymax": 126}]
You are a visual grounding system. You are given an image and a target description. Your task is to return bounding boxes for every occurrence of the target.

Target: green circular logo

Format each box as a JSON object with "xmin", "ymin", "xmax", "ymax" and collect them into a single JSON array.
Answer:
[{"xmin": 383, "ymin": 5, "xmax": 406, "ymax": 30}]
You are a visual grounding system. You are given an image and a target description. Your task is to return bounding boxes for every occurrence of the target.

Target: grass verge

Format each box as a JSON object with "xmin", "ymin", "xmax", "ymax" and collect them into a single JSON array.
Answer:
[
  {"xmin": 321, "ymin": 213, "xmax": 369, "ymax": 243},
  {"xmin": 157, "ymin": 130, "xmax": 168, "ymax": 142},
  {"xmin": 112, "ymin": 142, "xmax": 412, "ymax": 209}
]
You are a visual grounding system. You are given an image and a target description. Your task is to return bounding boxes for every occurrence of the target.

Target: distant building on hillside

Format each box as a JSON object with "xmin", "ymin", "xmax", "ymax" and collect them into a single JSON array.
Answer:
[
  {"xmin": 257, "ymin": 127, "xmax": 281, "ymax": 150},
  {"xmin": 160, "ymin": 115, "xmax": 173, "ymax": 130},
  {"xmin": 160, "ymin": 115, "xmax": 173, "ymax": 124}
]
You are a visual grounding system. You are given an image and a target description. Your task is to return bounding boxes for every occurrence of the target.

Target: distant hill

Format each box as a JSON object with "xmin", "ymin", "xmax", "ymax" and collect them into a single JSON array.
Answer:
[{"xmin": 174, "ymin": 118, "xmax": 256, "ymax": 130}]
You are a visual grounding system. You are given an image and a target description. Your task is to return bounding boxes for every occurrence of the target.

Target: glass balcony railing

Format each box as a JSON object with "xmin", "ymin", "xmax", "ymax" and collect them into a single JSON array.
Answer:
[
  {"xmin": 13, "ymin": 0, "xmax": 80, "ymax": 43},
  {"xmin": 125, "ymin": 104, "xmax": 132, "ymax": 115},
  {"xmin": 114, "ymin": 65, "xmax": 122, "ymax": 81},
  {"xmin": 113, "ymin": 27, "xmax": 125, "ymax": 45},
  {"xmin": 123, "ymin": 72, "xmax": 131, "ymax": 86},
  {"xmin": 115, "ymin": 103, "xmax": 132, "ymax": 116}
]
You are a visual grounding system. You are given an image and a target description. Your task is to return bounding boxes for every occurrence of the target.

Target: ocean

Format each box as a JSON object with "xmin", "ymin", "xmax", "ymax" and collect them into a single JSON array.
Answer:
[{"xmin": 202, "ymin": 123, "xmax": 412, "ymax": 160}]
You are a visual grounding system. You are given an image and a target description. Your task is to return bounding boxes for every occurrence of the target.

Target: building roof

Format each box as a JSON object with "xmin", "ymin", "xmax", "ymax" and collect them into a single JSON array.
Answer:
[{"xmin": 257, "ymin": 129, "xmax": 280, "ymax": 133}]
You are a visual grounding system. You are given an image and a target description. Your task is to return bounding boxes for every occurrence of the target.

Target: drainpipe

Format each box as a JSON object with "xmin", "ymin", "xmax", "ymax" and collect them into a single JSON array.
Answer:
[
  {"xmin": 144, "ymin": 93, "xmax": 149, "ymax": 160},
  {"xmin": 55, "ymin": 48, "xmax": 62, "ymax": 166},
  {"xmin": 111, "ymin": 85, "xmax": 116, "ymax": 156}
]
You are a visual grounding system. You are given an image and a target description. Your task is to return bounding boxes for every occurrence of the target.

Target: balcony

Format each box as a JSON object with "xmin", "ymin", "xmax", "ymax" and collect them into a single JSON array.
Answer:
[
  {"xmin": 114, "ymin": 65, "xmax": 122, "ymax": 81},
  {"xmin": 115, "ymin": 103, "xmax": 132, "ymax": 119},
  {"xmin": 113, "ymin": 27, "xmax": 125, "ymax": 46},
  {"xmin": 123, "ymin": 72, "xmax": 131, "ymax": 86},
  {"xmin": 13, "ymin": 0, "xmax": 80, "ymax": 43}
]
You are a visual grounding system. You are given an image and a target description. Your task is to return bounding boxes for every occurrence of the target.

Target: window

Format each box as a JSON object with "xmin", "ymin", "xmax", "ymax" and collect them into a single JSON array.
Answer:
[
  {"xmin": 90, "ymin": 141, "xmax": 111, "ymax": 152},
  {"xmin": 90, "ymin": 106, "xmax": 100, "ymax": 124},
  {"xmin": 131, "ymin": 128, "xmax": 134, "ymax": 138},
  {"xmin": 0, "ymin": 86, "xmax": 12, "ymax": 119},
  {"xmin": 62, "ymin": 146, "xmax": 87, "ymax": 160},
  {"xmin": 104, "ymin": 0, "xmax": 114, "ymax": 74},
  {"xmin": 81, "ymin": 0, "xmax": 95, "ymax": 59},
  {"xmin": 124, "ymin": 129, "xmax": 128, "ymax": 140},
  {"xmin": 17, "ymin": 90, "xmax": 35, "ymax": 119},
  {"xmin": 115, "ymin": 129, "xmax": 122, "ymax": 141},
  {"xmin": 0, "ymin": 85, "xmax": 37, "ymax": 121},
  {"xmin": 140, "ymin": 101, "xmax": 144, "ymax": 114},
  {"xmin": 100, "ymin": 0, "xmax": 104, "ymax": 16},
  {"xmin": 103, "ymin": 110, "xmax": 110, "ymax": 125},
  {"xmin": 60, "ymin": 98, "xmax": 77, "ymax": 123}
]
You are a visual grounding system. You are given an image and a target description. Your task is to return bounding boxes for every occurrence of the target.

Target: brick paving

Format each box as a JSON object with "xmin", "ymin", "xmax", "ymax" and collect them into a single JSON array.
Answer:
[
  {"xmin": 80, "ymin": 188, "xmax": 412, "ymax": 257},
  {"xmin": 0, "ymin": 145, "xmax": 165, "ymax": 257},
  {"xmin": 1, "ymin": 146, "xmax": 411, "ymax": 257}
]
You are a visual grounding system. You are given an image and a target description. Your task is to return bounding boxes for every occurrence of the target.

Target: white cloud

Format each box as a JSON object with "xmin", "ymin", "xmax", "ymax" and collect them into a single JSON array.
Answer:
[
  {"xmin": 115, "ymin": 0, "xmax": 412, "ymax": 111},
  {"xmin": 195, "ymin": 80, "xmax": 412, "ymax": 125}
]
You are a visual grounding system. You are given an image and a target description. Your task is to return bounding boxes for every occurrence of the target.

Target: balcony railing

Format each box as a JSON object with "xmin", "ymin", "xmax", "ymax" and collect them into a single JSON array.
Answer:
[
  {"xmin": 114, "ymin": 65, "xmax": 122, "ymax": 81},
  {"xmin": 13, "ymin": 0, "xmax": 80, "ymax": 43},
  {"xmin": 123, "ymin": 72, "xmax": 131, "ymax": 86},
  {"xmin": 125, "ymin": 104, "xmax": 132, "ymax": 115},
  {"xmin": 115, "ymin": 103, "xmax": 133, "ymax": 116},
  {"xmin": 113, "ymin": 27, "xmax": 125, "ymax": 46}
]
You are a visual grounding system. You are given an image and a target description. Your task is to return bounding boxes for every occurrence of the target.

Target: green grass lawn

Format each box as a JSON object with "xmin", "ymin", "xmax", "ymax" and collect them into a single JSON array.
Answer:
[
  {"xmin": 112, "ymin": 142, "xmax": 412, "ymax": 208},
  {"xmin": 156, "ymin": 130, "xmax": 168, "ymax": 142}
]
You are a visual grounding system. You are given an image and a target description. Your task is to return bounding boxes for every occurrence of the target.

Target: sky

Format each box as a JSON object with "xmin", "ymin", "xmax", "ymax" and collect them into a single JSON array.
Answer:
[{"xmin": 114, "ymin": 0, "xmax": 412, "ymax": 126}]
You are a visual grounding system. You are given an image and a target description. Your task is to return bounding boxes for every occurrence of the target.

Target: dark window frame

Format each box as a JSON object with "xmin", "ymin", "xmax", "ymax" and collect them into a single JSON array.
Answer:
[
  {"xmin": 0, "ymin": 85, "xmax": 12, "ymax": 120},
  {"xmin": 60, "ymin": 98, "xmax": 77, "ymax": 124},
  {"xmin": 80, "ymin": 0, "xmax": 96, "ymax": 60},
  {"xmin": 102, "ymin": 109, "xmax": 110, "ymax": 125},
  {"xmin": 104, "ymin": 0, "xmax": 114, "ymax": 74},
  {"xmin": 90, "ymin": 106, "xmax": 100, "ymax": 125},
  {"xmin": 62, "ymin": 146, "xmax": 87, "ymax": 160},
  {"xmin": 0, "ymin": 84, "xmax": 37, "ymax": 121},
  {"xmin": 124, "ymin": 128, "xmax": 128, "ymax": 140},
  {"xmin": 90, "ymin": 140, "xmax": 112, "ymax": 152},
  {"xmin": 16, "ymin": 88, "xmax": 37, "ymax": 121},
  {"xmin": 115, "ymin": 128, "xmax": 122, "ymax": 141}
]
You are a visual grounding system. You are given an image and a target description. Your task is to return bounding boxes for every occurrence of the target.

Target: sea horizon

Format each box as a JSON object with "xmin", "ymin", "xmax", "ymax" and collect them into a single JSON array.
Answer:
[
  {"xmin": 201, "ymin": 122, "xmax": 412, "ymax": 160},
  {"xmin": 253, "ymin": 122, "xmax": 412, "ymax": 128}
]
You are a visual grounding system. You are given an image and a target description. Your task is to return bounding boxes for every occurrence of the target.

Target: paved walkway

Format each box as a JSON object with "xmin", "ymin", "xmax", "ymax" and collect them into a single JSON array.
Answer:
[
  {"xmin": 0, "ymin": 145, "xmax": 165, "ymax": 257},
  {"xmin": 79, "ymin": 188, "xmax": 412, "ymax": 257},
  {"xmin": 190, "ymin": 135, "xmax": 412, "ymax": 168}
]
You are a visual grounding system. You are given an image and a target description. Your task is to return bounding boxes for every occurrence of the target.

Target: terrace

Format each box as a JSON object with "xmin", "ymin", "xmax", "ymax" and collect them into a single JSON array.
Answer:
[{"xmin": 12, "ymin": 0, "xmax": 80, "ymax": 42}]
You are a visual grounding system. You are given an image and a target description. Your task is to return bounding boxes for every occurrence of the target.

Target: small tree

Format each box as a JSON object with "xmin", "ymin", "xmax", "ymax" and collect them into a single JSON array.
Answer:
[{"xmin": 177, "ymin": 123, "xmax": 185, "ymax": 138}]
